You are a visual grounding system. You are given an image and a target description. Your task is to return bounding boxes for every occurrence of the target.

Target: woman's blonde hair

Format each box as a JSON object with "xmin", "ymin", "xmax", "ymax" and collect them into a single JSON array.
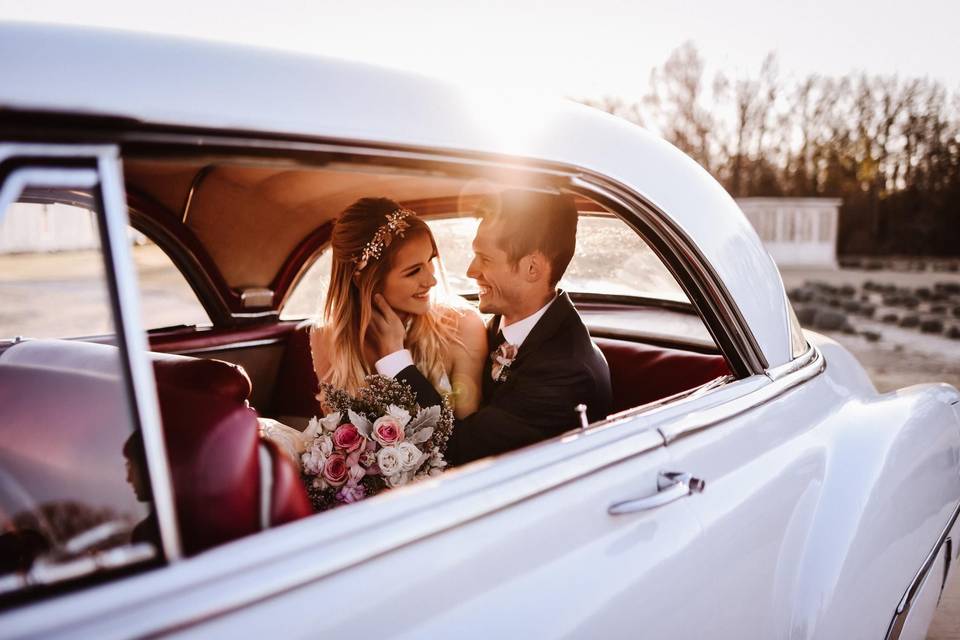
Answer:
[{"xmin": 320, "ymin": 197, "xmax": 460, "ymax": 395}]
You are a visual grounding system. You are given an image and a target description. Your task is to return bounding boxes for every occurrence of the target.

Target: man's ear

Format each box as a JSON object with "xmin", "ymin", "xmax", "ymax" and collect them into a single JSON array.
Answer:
[{"xmin": 521, "ymin": 252, "xmax": 548, "ymax": 283}]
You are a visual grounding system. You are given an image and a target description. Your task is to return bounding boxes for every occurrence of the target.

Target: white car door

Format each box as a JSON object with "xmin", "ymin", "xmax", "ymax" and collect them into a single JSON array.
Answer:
[{"xmin": 169, "ymin": 423, "xmax": 706, "ymax": 639}]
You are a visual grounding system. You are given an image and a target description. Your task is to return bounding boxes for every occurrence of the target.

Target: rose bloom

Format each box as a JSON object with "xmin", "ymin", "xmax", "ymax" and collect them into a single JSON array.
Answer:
[
  {"xmin": 385, "ymin": 472, "xmax": 409, "ymax": 489},
  {"xmin": 396, "ymin": 441, "xmax": 422, "ymax": 472},
  {"xmin": 377, "ymin": 446, "xmax": 402, "ymax": 476},
  {"xmin": 301, "ymin": 443, "xmax": 327, "ymax": 476},
  {"xmin": 333, "ymin": 423, "xmax": 365, "ymax": 453},
  {"xmin": 359, "ymin": 450, "xmax": 377, "ymax": 468},
  {"xmin": 322, "ymin": 453, "xmax": 348, "ymax": 487},
  {"xmin": 372, "ymin": 416, "xmax": 405, "ymax": 447}
]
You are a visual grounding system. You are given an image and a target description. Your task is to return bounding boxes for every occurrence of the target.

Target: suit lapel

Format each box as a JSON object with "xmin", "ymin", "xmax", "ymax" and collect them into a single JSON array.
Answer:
[
  {"xmin": 512, "ymin": 290, "xmax": 574, "ymax": 365},
  {"xmin": 481, "ymin": 315, "xmax": 502, "ymax": 400}
]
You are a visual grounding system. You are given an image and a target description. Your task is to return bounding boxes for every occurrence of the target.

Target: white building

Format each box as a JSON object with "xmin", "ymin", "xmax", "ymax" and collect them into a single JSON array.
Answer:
[
  {"xmin": 736, "ymin": 197, "xmax": 841, "ymax": 269},
  {"xmin": 0, "ymin": 202, "xmax": 101, "ymax": 253}
]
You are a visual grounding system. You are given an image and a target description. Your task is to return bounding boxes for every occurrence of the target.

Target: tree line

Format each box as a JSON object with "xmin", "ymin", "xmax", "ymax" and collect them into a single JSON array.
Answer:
[{"xmin": 582, "ymin": 43, "xmax": 960, "ymax": 256}]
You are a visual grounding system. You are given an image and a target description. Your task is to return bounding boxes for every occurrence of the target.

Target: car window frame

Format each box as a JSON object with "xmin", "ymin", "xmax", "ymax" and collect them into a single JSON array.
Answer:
[{"xmin": 0, "ymin": 144, "xmax": 182, "ymax": 566}]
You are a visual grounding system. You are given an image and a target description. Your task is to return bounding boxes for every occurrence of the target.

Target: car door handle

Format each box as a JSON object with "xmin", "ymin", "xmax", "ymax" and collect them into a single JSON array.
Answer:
[{"xmin": 608, "ymin": 471, "xmax": 706, "ymax": 515}]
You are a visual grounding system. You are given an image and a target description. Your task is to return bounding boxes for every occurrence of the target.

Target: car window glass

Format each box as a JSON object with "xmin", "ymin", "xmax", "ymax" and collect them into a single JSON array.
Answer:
[
  {"xmin": 281, "ymin": 214, "xmax": 689, "ymax": 319},
  {"xmin": 429, "ymin": 214, "xmax": 689, "ymax": 301},
  {"xmin": 0, "ymin": 185, "xmax": 155, "ymax": 598},
  {"xmin": 132, "ymin": 236, "xmax": 211, "ymax": 331},
  {"xmin": 281, "ymin": 250, "xmax": 331, "ymax": 321}
]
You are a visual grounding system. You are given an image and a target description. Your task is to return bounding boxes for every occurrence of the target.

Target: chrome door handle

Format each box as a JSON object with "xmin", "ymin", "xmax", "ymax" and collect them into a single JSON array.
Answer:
[{"xmin": 608, "ymin": 471, "xmax": 706, "ymax": 515}]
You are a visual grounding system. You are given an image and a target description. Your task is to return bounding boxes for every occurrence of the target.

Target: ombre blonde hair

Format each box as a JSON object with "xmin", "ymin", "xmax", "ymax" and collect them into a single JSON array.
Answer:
[{"xmin": 319, "ymin": 197, "xmax": 461, "ymax": 396}]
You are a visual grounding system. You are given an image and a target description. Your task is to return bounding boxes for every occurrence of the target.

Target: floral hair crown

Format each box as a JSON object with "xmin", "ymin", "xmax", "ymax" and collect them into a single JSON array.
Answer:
[{"xmin": 352, "ymin": 207, "xmax": 416, "ymax": 272}]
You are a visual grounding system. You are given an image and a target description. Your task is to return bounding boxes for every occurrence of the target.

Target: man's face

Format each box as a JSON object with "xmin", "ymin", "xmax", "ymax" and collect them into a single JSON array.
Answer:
[{"xmin": 466, "ymin": 218, "xmax": 525, "ymax": 316}]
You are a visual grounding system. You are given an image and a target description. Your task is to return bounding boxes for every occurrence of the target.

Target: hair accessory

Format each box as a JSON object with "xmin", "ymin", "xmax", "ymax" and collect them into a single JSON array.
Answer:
[{"xmin": 353, "ymin": 208, "xmax": 415, "ymax": 272}]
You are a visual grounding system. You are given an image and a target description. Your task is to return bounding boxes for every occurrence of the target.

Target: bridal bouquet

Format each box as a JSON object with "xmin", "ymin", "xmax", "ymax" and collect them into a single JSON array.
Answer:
[{"xmin": 300, "ymin": 375, "xmax": 454, "ymax": 511}]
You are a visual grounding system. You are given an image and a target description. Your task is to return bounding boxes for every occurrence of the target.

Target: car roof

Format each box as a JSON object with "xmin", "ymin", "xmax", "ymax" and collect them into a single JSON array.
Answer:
[{"xmin": 0, "ymin": 22, "xmax": 792, "ymax": 368}]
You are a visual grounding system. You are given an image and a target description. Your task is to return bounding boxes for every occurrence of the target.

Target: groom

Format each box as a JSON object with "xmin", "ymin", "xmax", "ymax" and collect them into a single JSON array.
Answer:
[{"xmin": 375, "ymin": 190, "xmax": 612, "ymax": 466}]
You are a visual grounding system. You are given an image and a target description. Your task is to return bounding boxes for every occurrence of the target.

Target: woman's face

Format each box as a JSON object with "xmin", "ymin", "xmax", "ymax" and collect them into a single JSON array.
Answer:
[{"xmin": 380, "ymin": 232, "xmax": 438, "ymax": 317}]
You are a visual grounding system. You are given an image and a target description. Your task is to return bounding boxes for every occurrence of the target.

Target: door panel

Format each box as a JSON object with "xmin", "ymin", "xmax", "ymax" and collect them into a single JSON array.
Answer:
[{"xmin": 173, "ymin": 433, "xmax": 707, "ymax": 638}]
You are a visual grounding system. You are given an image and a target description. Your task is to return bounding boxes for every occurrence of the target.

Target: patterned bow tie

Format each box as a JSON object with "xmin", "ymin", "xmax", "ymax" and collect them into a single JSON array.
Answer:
[{"xmin": 491, "ymin": 342, "xmax": 518, "ymax": 383}]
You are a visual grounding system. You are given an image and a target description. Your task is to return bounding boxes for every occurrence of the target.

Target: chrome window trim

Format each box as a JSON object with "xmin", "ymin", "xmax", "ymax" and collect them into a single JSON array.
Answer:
[
  {"xmin": 885, "ymin": 500, "xmax": 960, "ymax": 640},
  {"xmin": 0, "ymin": 143, "xmax": 182, "ymax": 562},
  {"xmin": 657, "ymin": 343, "xmax": 824, "ymax": 445}
]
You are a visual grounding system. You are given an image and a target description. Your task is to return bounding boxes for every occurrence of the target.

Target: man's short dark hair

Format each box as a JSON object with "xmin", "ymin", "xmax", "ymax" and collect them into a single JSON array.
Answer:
[{"xmin": 477, "ymin": 189, "xmax": 578, "ymax": 286}]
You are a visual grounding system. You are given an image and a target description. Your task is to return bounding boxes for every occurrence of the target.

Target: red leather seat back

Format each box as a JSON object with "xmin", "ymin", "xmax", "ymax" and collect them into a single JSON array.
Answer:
[
  {"xmin": 271, "ymin": 324, "xmax": 322, "ymax": 420},
  {"xmin": 594, "ymin": 337, "xmax": 731, "ymax": 414},
  {"xmin": 268, "ymin": 327, "xmax": 731, "ymax": 421},
  {"xmin": 0, "ymin": 339, "xmax": 311, "ymax": 558}
]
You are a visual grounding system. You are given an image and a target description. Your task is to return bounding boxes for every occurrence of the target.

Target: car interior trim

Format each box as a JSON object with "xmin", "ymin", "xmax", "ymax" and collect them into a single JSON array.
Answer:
[
  {"xmin": 180, "ymin": 163, "xmax": 214, "ymax": 224},
  {"xmin": 257, "ymin": 443, "xmax": 273, "ymax": 532}
]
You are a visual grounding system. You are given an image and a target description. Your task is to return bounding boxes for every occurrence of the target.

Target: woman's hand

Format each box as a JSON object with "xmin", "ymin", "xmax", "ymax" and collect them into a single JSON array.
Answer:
[{"xmin": 370, "ymin": 293, "xmax": 407, "ymax": 358}]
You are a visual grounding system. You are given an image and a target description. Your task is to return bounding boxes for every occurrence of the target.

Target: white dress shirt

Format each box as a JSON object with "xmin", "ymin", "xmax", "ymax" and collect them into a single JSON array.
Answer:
[{"xmin": 498, "ymin": 295, "xmax": 556, "ymax": 348}]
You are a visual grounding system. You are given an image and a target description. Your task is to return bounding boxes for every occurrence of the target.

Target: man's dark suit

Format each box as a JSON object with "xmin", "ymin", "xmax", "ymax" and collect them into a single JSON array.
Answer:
[{"xmin": 397, "ymin": 291, "xmax": 612, "ymax": 465}]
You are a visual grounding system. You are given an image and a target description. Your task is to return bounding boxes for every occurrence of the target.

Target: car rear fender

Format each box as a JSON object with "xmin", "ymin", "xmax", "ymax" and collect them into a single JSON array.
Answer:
[{"xmin": 788, "ymin": 380, "xmax": 960, "ymax": 639}]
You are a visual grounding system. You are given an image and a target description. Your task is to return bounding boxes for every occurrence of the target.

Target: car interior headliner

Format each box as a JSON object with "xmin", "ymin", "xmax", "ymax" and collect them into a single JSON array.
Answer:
[{"xmin": 122, "ymin": 158, "xmax": 608, "ymax": 291}]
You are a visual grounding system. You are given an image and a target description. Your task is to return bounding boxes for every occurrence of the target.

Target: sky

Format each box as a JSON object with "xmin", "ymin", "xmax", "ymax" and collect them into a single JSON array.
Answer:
[{"xmin": 1, "ymin": 0, "xmax": 958, "ymax": 102}]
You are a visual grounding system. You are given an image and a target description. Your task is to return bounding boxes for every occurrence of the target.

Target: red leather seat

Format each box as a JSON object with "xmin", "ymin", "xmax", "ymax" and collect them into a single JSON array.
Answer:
[
  {"xmin": 0, "ymin": 339, "xmax": 311, "ymax": 558},
  {"xmin": 269, "ymin": 326, "xmax": 730, "ymax": 421},
  {"xmin": 594, "ymin": 337, "xmax": 730, "ymax": 414}
]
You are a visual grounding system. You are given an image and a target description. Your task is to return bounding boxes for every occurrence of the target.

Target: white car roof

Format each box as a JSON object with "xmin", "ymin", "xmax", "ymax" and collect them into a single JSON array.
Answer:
[{"xmin": 0, "ymin": 22, "xmax": 792, "ymax": 368}]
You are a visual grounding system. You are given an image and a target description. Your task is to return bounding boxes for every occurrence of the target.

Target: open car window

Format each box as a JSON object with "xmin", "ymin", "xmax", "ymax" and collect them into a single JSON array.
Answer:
[{"xmin": 0, "ymin": 178, "xmax": 158, "ymax": 600}]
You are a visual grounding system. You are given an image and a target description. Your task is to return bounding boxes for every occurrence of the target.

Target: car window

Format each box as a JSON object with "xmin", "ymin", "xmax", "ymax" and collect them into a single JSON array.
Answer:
[
  {"xmin": 0, "ymin": 181, "xmax": 157, "ymax": 598},
  {"xmin": 281, "ymin": 250, "xmax": 331, "ymax": 320},
  {"xmin": 281, "ymin": 213, "xmax": 689, "ymax": 320},
  {"xmin": 0, "ymin": 202, "xmax": 208, "ymax": 337},
  {"xmin": 131, "ymin": 237, "xmax": 211, "ymax": 331},
  {"xmin": 431, "ymin": 214, "xmax": 690, "ymax": 302}
]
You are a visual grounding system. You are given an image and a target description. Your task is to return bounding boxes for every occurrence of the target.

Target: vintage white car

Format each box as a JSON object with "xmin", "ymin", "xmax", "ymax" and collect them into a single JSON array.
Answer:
[{"xmin": 1, "ymin": 23, "xmax": 959, "ymax": 640}]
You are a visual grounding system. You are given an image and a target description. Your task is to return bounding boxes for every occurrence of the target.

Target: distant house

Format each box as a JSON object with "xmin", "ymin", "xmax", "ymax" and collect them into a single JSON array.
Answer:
[
  {"xmin": 736, "ymin": 197, "xmax": 841, "ymax": 269},
  {"xmin": 0, "ymin": 202, "xmax": 100, "ymax": 253},
  {"xmin": 0, "ymin": 202, "xmax": 146, "ymax": 253}
]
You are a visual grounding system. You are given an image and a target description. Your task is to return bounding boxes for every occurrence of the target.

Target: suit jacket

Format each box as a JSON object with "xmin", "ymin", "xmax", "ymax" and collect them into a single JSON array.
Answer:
[{"xmin": 397, "ymin": 291, "xmax": 612, "ymax": 465}]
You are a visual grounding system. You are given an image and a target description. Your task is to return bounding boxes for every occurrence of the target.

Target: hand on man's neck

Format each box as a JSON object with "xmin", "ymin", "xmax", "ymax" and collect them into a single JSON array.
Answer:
[{"xmin": 502, "ymin": 288, "xmax": 556, "ymax": 327}]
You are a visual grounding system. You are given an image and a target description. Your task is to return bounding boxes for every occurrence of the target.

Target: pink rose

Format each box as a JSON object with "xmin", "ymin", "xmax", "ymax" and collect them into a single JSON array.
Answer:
[
  {"xmin": 372, "ymin": 416, "xmax": 405, "ymax": 447},
  {"xmin": 322, "ymin": 453, "xmax": 348, "ymax": 487},
  {"xmin": 333, "ymin": 423, "xmax": 365, "ymax": 453}
]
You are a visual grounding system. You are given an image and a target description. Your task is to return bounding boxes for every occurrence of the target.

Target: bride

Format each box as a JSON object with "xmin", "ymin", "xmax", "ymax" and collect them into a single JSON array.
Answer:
[{"xmin": 261, "ymin": 197, "xmax": 487, "ymax": 461}]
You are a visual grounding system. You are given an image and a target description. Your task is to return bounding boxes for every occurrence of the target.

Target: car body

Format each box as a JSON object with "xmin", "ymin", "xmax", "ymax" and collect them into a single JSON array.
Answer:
[{"xmin": 1, "ymin": 22, "xmax": 959, "ymax": 640}]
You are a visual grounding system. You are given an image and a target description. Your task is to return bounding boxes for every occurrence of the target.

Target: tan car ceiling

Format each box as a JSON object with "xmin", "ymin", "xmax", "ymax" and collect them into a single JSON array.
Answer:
[{"xmin": 123, "ymin": 160, "xmax": 495, "ymax": 289}]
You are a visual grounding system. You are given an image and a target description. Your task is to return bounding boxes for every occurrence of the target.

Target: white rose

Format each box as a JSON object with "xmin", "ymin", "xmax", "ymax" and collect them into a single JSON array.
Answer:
[
  {"xmin": 319, "ymin": 411, "xmax": 342, "ymax": 433},
  {"xmin": 385, "ymin": 472, "xmax": 409, "ymax": 488},
  {"xmin": 301, "ymin": 443, "xmax": 327, "ymax": 476},
  {"xmin": 318, "ymin": 435, "xmax": 334, "ymax": 458},
  {"xmin": 377, "ymin": 446, "xmax": 402, "ymax": 476},
  {"xmin": 385, "ymin": 404, "xmax": 412, "ymax": 428},
  {"xmin": 396, "ymin": 442, "xmax": 423, "ymax": 472}
]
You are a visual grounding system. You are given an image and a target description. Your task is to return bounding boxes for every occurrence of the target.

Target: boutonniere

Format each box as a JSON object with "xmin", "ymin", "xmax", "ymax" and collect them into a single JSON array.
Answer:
[{"xmin": 491, "ymin": 342, "xmax": 518, "ymax": 383}]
